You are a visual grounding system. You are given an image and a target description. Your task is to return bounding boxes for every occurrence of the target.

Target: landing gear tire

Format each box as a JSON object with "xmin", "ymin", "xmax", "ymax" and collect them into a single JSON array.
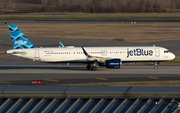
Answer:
[
  {"xmin": 87, "ymin": 64, "xmax": 92, "ymax": 70},
  {"xmin": 92, "ymin": 66, "xmax": 97, "ymax": 71},
  {"xmin": 154, "ymin": 66, "xmax": 158, "ymax": 69}
]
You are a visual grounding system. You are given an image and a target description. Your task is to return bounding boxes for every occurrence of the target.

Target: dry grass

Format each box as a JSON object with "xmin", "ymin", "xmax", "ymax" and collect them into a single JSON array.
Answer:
[
  {"xmin": 161, "ymin": 56, "xmax": 180, "ymax": 65},
  {"xmin": 1, "ymin": 23, "xmax": 180, "ymax": 43},
  {"xmin": 52, "ymin": 80, "xmax": 180, "ymax": 86},
  {"xmin": 1, "ymin": 13, "xmax": 180, "ymax": 20},
  {"xmin": 0, "ymin": 1, "xmax": 179, "ymax": 13}
]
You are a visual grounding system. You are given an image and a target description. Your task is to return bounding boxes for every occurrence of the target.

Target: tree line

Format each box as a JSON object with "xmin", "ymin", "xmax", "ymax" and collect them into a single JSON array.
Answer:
[{"xmin": 0, "ymin": 0, "xmax": 180, "ymax": 13}]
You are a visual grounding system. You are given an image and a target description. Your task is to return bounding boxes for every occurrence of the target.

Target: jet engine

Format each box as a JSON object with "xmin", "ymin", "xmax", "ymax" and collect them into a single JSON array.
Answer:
[{"xmin": 106, "ymin": 59, "xmax": 121, "ymax": 68}]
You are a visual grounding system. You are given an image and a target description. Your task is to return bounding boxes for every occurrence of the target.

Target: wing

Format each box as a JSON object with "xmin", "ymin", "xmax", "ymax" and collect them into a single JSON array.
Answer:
[{"xmin": 81, "ymin": 47, "xmax": 118, "ymax": 63}]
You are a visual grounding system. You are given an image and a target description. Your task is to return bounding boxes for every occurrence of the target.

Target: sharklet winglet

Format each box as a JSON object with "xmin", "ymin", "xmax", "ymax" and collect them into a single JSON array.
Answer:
[
  {"xmin": 82, "ymin": 47, "xmax": 90, "ymax": 57},
  {"xmin": 59, "ymin": 42, "xmax": 65, "ymax": 48}
]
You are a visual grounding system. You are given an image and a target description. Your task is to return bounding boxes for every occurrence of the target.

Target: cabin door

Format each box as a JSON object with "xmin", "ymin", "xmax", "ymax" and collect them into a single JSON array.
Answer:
[
  {"xmin": 35, "ymin": 49, "xmax": 39, "ymax": 58},
  {"xmin": 155, "ymin": 48, "xmax": 160, "ymax": 57}
]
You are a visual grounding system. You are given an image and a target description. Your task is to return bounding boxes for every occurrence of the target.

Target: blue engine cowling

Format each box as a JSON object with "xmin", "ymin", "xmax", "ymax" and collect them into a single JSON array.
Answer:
[{"xmin": 106, "ymin": 59, "xmax": 121, "ymax": 68}]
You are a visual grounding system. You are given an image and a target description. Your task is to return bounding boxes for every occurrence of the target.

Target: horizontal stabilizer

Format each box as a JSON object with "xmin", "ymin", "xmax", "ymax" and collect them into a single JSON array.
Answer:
[{"xmin": 13, "ymin": 51, "xmax": 27, "ymax": 55}]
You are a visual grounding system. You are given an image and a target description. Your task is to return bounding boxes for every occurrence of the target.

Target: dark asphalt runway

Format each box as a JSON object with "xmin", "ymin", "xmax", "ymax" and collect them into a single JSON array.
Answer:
[
  {"xmin": 0, "ymin": 73, "xmax": 179, "ymax": 85},
  {"xmin": 0, "ymin": 65, "xmax": 179, "ymax": 85}
]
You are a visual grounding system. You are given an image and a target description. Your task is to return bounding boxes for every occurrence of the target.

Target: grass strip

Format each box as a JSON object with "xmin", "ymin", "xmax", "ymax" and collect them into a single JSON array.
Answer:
[
  {"xmin": 1, "ymin": 13, "xmax": 180, "ymax": 21},
  {"xmin": 52, "ymin": 80, "xmax": 180, "ymax": 86},
  {"xmin": 1, "ymin": 23, "xmax": 180, "ymax": 43}
]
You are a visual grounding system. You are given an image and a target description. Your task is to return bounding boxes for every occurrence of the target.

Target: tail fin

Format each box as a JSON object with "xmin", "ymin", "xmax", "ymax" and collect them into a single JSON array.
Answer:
[{"xmin": 8, "ymin": 25, "xmax": 37, "ymax": 49}]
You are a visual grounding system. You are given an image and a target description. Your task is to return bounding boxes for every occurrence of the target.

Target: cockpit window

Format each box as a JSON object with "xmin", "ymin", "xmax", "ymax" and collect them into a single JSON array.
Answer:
[{"xmin": 164, "ymin": 50, "xmax": 169, "ymax": 53}]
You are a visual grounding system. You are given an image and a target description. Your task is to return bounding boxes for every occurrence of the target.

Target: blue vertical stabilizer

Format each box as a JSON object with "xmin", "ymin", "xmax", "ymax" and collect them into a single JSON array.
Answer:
[{"xmin": 8, "ymin": 25, "xmax": 37, "ymax": 49}]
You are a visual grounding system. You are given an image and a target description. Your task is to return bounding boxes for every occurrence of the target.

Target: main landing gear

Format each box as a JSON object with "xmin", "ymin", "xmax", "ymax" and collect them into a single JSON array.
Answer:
[
  {"xmin": 87, "ymin": 61, "xmax": 98, "ymax": 71},
  {"xmin": 154, "ymin": 62, "xmax": 158, "ymax": 69},
  {"xmin": 87, "ymin": 64, "xmax": 97, "ymax": 71}
]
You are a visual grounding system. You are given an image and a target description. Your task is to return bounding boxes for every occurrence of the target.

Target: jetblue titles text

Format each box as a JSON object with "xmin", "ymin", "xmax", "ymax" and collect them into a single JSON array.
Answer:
[{"xmin": 127, "ymin": 49, "xmax": 153, "ymax": 58}]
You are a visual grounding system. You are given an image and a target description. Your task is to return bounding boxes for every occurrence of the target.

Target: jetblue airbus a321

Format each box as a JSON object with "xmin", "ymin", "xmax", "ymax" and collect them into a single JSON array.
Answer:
[{"xmin": 6, "ymin": 25, "xmax": 175, "ymax": 71}]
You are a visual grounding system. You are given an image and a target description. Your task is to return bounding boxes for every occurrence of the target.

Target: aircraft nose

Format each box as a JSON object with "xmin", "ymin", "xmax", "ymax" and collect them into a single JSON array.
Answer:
[{"xmin": 170, "ymin": 53, "xmax": 176, "ymax": 60}]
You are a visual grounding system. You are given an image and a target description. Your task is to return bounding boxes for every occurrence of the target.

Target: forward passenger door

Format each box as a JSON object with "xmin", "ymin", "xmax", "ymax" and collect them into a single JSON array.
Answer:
[{"xmin": 155, "ymin": 48, "xmax": 160, "ymax": 57}]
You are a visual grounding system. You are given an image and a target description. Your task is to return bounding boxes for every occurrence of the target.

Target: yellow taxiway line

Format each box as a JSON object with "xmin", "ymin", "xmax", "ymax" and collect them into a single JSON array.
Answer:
[
  {"xmin": 96, "ymin": 78, "xmax": 108, "ymax": 80},
  {"xmin": 0, "ymin": 81, "xmax": 11, "ymax": 83},
  {"xmin": 149, "ymin": 77, "xmax": 159, "ymax": 79}
]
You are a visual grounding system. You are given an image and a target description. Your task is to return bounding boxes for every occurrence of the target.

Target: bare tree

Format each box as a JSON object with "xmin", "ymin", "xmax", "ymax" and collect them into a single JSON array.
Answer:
[{"xmin": 0, "ymin": 0, "xmax": 179, "ymax": 13}]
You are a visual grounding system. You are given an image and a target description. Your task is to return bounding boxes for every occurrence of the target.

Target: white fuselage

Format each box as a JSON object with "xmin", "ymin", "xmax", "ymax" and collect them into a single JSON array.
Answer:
[{"xmin": 6, "ymin": 46, "xmax": 175, "ymax": 63}]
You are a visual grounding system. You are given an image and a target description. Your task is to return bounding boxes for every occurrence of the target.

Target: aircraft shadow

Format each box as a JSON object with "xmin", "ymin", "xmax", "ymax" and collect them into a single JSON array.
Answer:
[{"xmin": 0, "ymin": 66, "xmax": 90, "ymax": 71}]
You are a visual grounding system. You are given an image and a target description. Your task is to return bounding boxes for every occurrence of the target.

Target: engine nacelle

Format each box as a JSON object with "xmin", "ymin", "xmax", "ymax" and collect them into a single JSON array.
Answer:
[{"xmin": 106, "ymin": 59, "xmax": 121, "ymax": 68}]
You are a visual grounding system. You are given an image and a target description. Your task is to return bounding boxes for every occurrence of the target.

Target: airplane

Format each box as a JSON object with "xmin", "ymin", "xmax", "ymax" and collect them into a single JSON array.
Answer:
[{"xmin": 6, "ymin": 25, "xmax": 175, "ymax": 71}]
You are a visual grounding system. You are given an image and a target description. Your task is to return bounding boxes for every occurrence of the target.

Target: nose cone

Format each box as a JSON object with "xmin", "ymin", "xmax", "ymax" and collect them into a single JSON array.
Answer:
[{"xmin": 170, "ymin": 52, "xmax": 176, "ymax": 60}]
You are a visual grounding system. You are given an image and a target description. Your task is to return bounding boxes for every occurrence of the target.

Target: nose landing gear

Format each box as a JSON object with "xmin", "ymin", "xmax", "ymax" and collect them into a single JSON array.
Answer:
[{"xmin": 154, "ymin": 62, "xmax": 158, "ymax": 69}]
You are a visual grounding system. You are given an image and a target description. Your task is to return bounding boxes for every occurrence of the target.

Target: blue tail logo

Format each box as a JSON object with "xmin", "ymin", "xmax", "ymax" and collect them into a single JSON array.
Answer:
[{"xmin": 8, "ymin": 25, "xmax": 37, "ymax": 49}]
